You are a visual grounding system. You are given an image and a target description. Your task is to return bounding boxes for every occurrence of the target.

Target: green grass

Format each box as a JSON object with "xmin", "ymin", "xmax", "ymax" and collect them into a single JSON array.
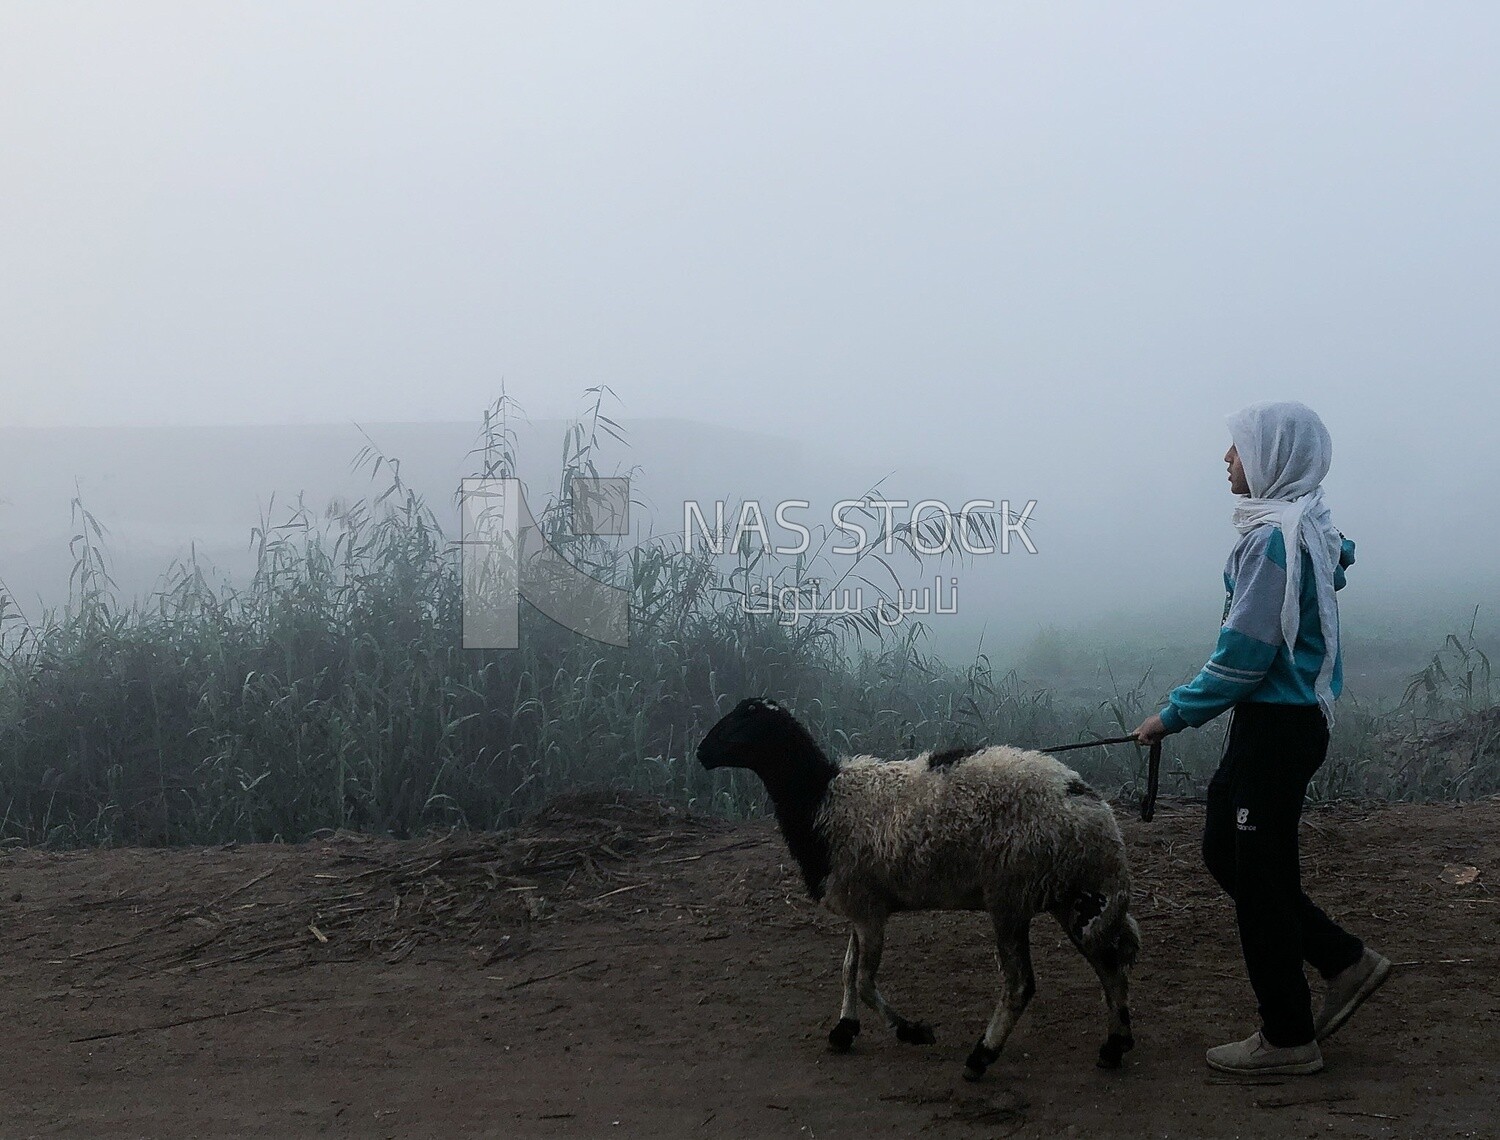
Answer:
[{"xmin": 0, "ymin": 392, "xmax": 1494, "ymax": 847}]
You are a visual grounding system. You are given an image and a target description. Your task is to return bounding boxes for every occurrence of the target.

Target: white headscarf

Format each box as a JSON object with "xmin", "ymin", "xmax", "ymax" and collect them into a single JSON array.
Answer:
[{"xmin": 1226, "ymin": 401, "xmax": 1343, "ymax": 724}]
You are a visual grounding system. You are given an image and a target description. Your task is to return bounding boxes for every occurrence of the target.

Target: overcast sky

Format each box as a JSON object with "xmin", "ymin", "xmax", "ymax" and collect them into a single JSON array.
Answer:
[{"xmin": 3, "ymin": 2, "xmax": 1497, "ymax": 621}]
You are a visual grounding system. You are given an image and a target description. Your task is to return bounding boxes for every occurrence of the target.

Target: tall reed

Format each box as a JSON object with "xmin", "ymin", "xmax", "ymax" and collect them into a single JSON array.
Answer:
[{"xmin": 0, "ymin": 393, "xmax": 1491, "ymax": 846}]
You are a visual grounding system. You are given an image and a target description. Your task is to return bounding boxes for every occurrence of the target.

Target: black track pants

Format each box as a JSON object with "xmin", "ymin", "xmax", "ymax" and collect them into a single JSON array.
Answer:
[{"xmin": 1202, "ymin": 702, "xmax": 1365, "ymax": 1047}]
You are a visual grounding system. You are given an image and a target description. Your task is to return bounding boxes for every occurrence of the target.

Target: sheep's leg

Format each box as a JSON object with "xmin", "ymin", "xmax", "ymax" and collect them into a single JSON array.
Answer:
[
  {"xmin": 1084, "ymin": 945, "xmax": 1135, "ymax": 1069},
  {"xmin": 854, "ymin": 918, "xmax": 935, "ymax": 1045},
  {"xmin": 963, "ymin": 918, "xmax": 1035, "ymax": 1081},
  {"xmin": 1052, "ymin": 907, "xmax": 1137, "ymax": 1069},
  {"xmin": 828, "ymin": 929, "xmax": 861, "ymax": 1051}
]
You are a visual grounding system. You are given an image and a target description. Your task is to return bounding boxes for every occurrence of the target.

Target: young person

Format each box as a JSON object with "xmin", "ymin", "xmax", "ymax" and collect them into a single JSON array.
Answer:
[{"xmin": 1133, "ymin": 400, "xmax": 1390, "ymax": 1076}]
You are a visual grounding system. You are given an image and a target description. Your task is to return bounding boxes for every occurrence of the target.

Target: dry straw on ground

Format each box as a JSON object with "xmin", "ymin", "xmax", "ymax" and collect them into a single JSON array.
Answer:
[{"xmin": 67, "ymin": 790, "xmax": 725, "ymax": 977}]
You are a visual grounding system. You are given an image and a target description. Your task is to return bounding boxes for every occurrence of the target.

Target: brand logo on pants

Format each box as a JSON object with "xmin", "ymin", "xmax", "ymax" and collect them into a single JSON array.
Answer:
[{"xmin": 1236, "ymin": 807, "xmax": 1255, "ymax": 832}]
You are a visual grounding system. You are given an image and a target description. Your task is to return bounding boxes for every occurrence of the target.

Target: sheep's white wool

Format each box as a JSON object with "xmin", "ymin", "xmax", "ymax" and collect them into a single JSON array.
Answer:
[{"xmin": 814, "ymin": 747, "xmax": 1132, "ymax": 946}]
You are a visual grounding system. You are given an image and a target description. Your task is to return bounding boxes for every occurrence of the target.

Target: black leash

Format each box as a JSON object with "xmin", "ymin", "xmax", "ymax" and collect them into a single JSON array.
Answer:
[
  {"xmin": 1041, "ymin": 734, "xmax": 1163, "ymax": 823},
  {"xmin": 1041, "ymin": 733, "xmax": 1138, "ymax": 754}
]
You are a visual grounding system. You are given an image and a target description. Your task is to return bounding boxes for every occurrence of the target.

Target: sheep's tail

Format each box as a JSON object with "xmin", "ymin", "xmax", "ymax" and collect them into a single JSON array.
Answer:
[
  {"xmin": 1088, "ymin": 884, "xmax": 1140, "ymax": 969},
  {"xmin": 1063, "ymin": 847, "xmax": 1139, "ymax": 968}
]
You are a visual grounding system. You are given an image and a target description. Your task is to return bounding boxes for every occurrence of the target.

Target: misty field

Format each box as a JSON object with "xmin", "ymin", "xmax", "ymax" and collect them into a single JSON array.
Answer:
[
  {"xmin": 1, "ymin": 398, "xmax": 1496, "ymax": 849},
  {"xmin": 0, "ymin": 402, "xmax": 1496, "ymax": 1139}
]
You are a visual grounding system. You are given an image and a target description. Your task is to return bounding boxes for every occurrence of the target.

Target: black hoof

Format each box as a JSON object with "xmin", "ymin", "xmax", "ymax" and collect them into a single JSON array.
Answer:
[
  {"xmin": 828, "ymin": 1018, "xmax": 860, "ymax": 1052},
  {"xmin": 963, "ymin": 1040, "xmax": 1000, "ymax": 1081},
  {"xmin": 1097, "ymin": 1032, "xmax": 1135, "ymax": 1069},
  {"xmin": 896, "ymin": 1020, "xmax": 936, "ymax": 1045}
]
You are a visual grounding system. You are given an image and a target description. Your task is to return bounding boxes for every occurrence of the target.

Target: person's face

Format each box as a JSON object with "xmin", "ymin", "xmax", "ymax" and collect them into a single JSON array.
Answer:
[{"xmin": 1224, "ymin": 444, "xmax": 1250, "ymax": 495}]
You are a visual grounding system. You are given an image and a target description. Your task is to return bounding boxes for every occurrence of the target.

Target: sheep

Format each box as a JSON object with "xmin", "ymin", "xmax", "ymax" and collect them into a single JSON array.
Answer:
[{"xmin": 695, "ymin": 696, "xmax": 1140, "ymax": 1080}]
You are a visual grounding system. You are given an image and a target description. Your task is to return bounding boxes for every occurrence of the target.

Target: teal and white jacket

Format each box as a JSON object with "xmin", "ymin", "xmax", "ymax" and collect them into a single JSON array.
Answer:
[{"xmin": 1158, "ymin": 525, "xmax": 1355, "ymax": 732}]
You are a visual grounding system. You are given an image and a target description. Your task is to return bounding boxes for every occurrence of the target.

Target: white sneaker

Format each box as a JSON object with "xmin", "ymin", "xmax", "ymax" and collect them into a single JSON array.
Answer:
[
  {"xmin": 1316, "ymin": 947, "xmax": 1392, "ymax": 1041},
  {"xmin": 1205, "ymin": 1030, "xmax": 1324, "ymax": 1075}
]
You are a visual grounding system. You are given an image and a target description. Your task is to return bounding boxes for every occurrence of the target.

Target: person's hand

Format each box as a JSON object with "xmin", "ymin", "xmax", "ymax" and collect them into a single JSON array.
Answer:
[{"xmin": 1132, "ymin": 714, "xmax": 1168, "ymax": 745}]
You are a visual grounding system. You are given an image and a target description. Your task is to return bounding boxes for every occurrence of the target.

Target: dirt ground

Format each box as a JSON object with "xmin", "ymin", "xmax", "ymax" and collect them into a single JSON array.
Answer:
[{"xmin": 0, "ymin": 795, "xmax": 1494, "ymax": 1140}]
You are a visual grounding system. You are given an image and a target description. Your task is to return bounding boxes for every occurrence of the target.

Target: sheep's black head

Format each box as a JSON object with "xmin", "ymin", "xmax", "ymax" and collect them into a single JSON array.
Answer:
[
  {"xmin": 698, "ymin": 697, "xmax": 836, "ymax": 894},
  {"xmin": 696, "ymin": 697, "xmax": 809, "ymax": 775}
]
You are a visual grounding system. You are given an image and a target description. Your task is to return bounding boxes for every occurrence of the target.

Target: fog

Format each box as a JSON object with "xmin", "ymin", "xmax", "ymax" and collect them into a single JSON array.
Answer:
[{"xmin": 3, "ymin": 3, "xmax": 1497, "ymax": 686}]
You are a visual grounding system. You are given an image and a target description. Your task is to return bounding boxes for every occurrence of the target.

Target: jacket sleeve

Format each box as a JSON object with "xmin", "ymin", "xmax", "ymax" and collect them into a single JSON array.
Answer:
[
  {"xmin": 1158, "ymin": 528, "xmax": 1286, "ymax": 732},
  {"xmin": 1334, "ymin": 534, "xmax": 1355, "ymax": 591}
]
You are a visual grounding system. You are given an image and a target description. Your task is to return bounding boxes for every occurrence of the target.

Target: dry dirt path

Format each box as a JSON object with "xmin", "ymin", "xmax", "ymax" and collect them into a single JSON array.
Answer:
[{"xmin": 0, "ymin": 796, "xmax": 1493, "ymax": 1138}]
